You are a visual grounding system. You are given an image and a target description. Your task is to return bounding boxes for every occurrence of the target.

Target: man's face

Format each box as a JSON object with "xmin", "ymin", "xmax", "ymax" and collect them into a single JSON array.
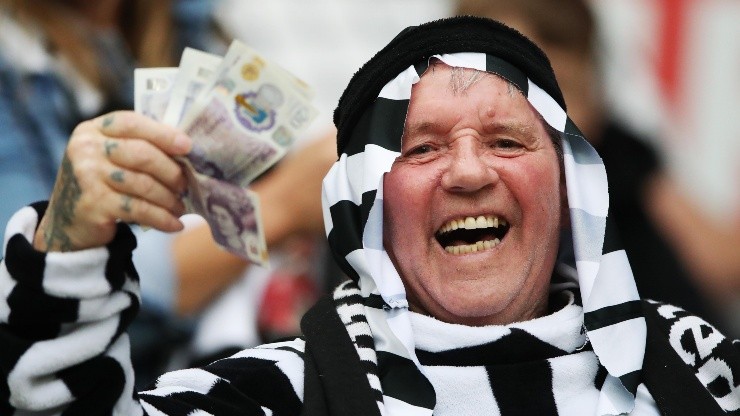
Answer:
[{"xmin": 383, "ymin": 64, "xmax": 564, "ymax": 326}]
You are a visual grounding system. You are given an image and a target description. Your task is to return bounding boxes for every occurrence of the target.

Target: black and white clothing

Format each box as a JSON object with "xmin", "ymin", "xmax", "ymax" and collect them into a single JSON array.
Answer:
[{"xmin": 2, "ymin": 16, "xmax": 739, "ymax": 416}]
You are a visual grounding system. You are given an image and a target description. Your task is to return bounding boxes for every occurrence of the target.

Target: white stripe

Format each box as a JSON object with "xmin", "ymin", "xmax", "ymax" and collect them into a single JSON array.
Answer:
[
  {"xmin": 188, "ymin": 410, "xmax": 216, "ymax": 416},
  {"xmin": 364, "ymin": 247, "xmax": 406, "ymax": 306},
  {"xmin": 365, "ymin": 307, "xmax": 413, "ymax": 360},
  {"xmin": 0, "ymin": 261, "xmax": 16, "ymax": 321},
  {"xmin": 586, "ymin": 251, "xmax": 639, "ymax": 311},
  {"xmin": 344, "ymin": 249, "xmax": 378, "ymax": 297},
  {"xmin": 433, "ymin": 53, "xmax": 487, "ymax": 72},
  {"xmin": 322, "ymin": 145, "xmax": 398, "ymax": 208},
  {"xmin": 356, "ymin": 347, "xmax": 379, "ymax": 363},
  {"xmin": 43, "ymin": 248, "xmax": 113, "ymax": 297},
  {"xmin": 140, "ymin": 400, "xmax": 169, "ymax": 416},
  {"xmin": 596, "ymin": 374, "xmax": 634, "ymax": 415},
  {"xmin": 321, "ymin": 185, "xmax": 334, "ymax": 236},
  {"xmin": 360, "ymin": 145, "xmax": 398, "ymax": 195},
  {"xmin": 368, "ymin": 373, "xmax": 382, "ymax": 391},
  {"xmin": 633, "ymin": 384, "xmax": 661, "ymax": 415},
  {"xmin": 8, "ymin": 317, "xmax": 121, "ymax": 409},
  {"xmin": 383, "ymin": 394, "xmax": 433, "ymax": 416},
  {"xmin": 588, "ymin": 317, "xmax": 646, "ymax": 377},
  {"xmin": 2, "ymin": 205, "xmax": 39, "ymax": 254},
  {"xmin": 259, "ymin": 407, "xmax": 273, "ymax": 416},
  {"xmin": 379, "ymin": 66, "xmax": 420, "ymax": 100},
  {"xmin": 527, "ymin": 80, "xmax": 567, "ymax": 131},
  {"xmin": 153, "ymin": 368, "xmax": 221, "ymax": 394},
  {"xmin": 346, "ymin": 321, "xmax": 373, "ymax": 338},
  {"xmin": 550, "ymin": 352, "xmax": 600, "ymax": 414},
  {"xmin": 423, "ymin": 366, "xmax": 498, "ymax": 415},
  {"xmin": 335, "ymin": 302, "xmax": 366, "ymax": 324},
  {"xmin": 575, "ymin": 260, "xmax": 600, "ymax": 304},
  {"xmin": 109, "ymin": 335, "xmax": 139, "ymax": 416},
  {"xmin": 563, "ymin": 153, "xmax": 609, "ymax": 217},
  {"xmin": 77, "ymin": 291, "xmax": 136, "ymax": 322}
]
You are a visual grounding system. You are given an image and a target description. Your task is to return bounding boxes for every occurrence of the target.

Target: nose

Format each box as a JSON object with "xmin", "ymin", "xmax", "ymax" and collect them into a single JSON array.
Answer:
[{"xmin": 441, "ymin": 138, "xmax": 498, "ymax": 192}]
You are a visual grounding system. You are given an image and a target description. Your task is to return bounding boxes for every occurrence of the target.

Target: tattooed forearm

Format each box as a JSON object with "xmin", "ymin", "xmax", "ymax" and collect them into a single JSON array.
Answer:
[{"xmin": 44, "ymin": 154, "xmax": 82, "ymax": 251}]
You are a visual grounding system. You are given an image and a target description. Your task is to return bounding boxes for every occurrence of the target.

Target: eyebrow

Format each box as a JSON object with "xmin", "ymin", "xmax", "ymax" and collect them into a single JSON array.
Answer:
[{"xmin": 402, "ymin": 120, "xmax": 539, "ymax": 141}]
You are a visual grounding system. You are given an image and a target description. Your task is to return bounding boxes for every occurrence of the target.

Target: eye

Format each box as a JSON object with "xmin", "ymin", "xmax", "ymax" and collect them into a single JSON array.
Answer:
[
  {"xmin": 406, "ymin": 144, "xmax": 435, "ymax": 156},
  {"xmin": 493, "ymin": 138, "xmax": 523, "ymax": 149}
]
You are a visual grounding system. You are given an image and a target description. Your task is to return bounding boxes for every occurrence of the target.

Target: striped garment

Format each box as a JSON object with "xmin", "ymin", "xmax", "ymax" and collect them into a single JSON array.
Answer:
[
  {"xmin": 1, "ymin": 210, "xmax": 737, "ymax": 415},
  {"xmin": 1, "ymin": 16, "xmax": 738, "ymax": 416}
]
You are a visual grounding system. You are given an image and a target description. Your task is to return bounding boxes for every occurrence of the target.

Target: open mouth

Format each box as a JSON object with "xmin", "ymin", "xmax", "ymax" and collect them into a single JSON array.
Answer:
[{"xmin": 435, "ymin": 215, "xmax": 509, "ymax": 255}]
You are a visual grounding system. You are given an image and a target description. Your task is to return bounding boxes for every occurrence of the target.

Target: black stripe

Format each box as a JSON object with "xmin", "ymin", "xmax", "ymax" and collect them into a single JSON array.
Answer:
[
  {"xmin": 584, "ymin": 300, "xmax": 644, "ymax": 331},
  {"xmin": 376, "ymin": 351, "xmax": 436, "ymax": 409},
  {"xmin": 360, "ymin": 190, "xmax": 377, "ymax": 237},
  {"xmin": 327, "ymin": 200, "xmax": 362, "ymax": 281},
  {"xmin": 59, "ymin": 355, "xmax": 126, "ymax": 416},
  {"xmin": 275, "ymin": 345, "xmax": 304, "ymax": 358},
  {"xmin": 204, "ymin": 356, "xmax": 302, "ymax": 415},
  {"xmin": 104, "ymin": 222, "xmax": 138, "ymax": 291},
  {"xmin": 416, "ymin": 328, "xmax": 567, "ymax": 367},
  {"xmin": 414, "ymin": 60, "xmax": 430, "ymax": 77},
  {"xmin": 619, "ymin": 369, "xmax": 641, "ymax": 396},
  {"xmin": 486, "ymin": 360, "xmax": 558, "ymax": 416},
  {"xmin": 486, "ymin": 54, "xmax": 528, "ymax": 95},
  {"xmin": 602, "ymin": 218, "xmax": 625, "ymax": 255},
  {"xmin": 6, "ymin": 283, "xmax": 77, "ymax": 328},
  {"xmin": 140, "ymin": 387, "xmax": 264, "ymax": 416},
  {"xmin": 363, "ymin": 294, "xmax": 389, "ymax": 310},
  {"xmin": 341, "ymin": 98, "xmax": 407, "ymax": 158},
  {"xmin": 5, "ymin": 233, "xmax": 46, "ymax": 290}
]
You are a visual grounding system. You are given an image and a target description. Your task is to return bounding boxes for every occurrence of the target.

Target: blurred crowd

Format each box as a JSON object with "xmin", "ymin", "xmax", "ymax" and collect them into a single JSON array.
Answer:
[{"xmin": 1, "ymin": 0, "xmax": 737, "ymax": 389}]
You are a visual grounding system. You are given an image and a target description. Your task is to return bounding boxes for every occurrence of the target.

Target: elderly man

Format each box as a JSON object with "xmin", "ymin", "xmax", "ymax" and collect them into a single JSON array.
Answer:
[{"xmin": 1, "ymin": 16, "xmax": 737, "ymax": 416}]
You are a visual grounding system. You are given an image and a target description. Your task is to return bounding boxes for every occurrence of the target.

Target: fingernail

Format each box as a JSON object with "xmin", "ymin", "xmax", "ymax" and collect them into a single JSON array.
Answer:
[{"xmin": 173, "ymin": 133, "xmax": 192, "ymax": 153}]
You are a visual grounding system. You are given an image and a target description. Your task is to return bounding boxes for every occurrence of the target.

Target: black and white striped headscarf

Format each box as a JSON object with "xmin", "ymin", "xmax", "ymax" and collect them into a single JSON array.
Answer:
[{"xmin": 322, "ymin": 17, "xmax": 645, "ymax": 415}]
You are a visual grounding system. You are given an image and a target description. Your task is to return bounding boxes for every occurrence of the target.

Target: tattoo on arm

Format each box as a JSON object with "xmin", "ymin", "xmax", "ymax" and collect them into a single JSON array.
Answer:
[{"xmin": 44, "ymin": 154, "xmax": 82, "ymax": 251}]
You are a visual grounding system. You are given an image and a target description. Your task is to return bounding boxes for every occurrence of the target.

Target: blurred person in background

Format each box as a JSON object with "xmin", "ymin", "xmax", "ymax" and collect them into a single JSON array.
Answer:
[
  {"xmin": 455, "ymin": 0, "xmax": 740, "ymax": 337},
  {"xmin": 0, "ymin": 0, "xmax": 337, "ymax": 388}
]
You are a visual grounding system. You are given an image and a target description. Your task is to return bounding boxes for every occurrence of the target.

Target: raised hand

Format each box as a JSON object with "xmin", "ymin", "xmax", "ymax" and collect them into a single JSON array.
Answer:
[{"xmin": 33, "ymin": 111, "xmax": 192, "ymax": 252}]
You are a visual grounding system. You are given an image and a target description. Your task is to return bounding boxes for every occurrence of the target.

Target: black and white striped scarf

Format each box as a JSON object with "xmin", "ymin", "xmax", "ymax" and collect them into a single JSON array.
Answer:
[{"xmin": 322, "ymin": 17, "xmax": 645, "ymax": 416}]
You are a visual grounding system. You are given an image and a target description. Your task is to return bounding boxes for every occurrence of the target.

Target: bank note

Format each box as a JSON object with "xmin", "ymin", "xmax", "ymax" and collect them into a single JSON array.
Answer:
[
  {"xmin": 133, "ymin": 41, "xmax": 317, "ymax": 265},
  {"xmin": 181, "ymin": 157, "xmax": 269, "ymax": 266},
  {"xmin": 179, "ymin": 40, "xmax": 318, "ymax": 187},
  {"xmin": 161, "ymin": 48, "xmax": 223, "ymax": 126},
  {"xmin": 134, "ymin": 67, "xmax": 179, "ymax": 122}
]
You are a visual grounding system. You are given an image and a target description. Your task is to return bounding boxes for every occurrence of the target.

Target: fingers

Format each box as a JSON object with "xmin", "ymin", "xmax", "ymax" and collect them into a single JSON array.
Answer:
[
  {"xmin": 103, "ymin": 137, "xmax": 187, "ymax": 194},
  {"xmin": 104, "ymin": 192, "xmax": 185, "ymax": 233},
  {"xmin": 104, "ymin": 164, "xmax": 186, "ymax": 217},
  {"xmin": 82, "ymin": 111, "xmax": 192, "ymax": 156},
  {"xmin": 38, "ymin": 111, "xmax": 192, "ymax": 251}
]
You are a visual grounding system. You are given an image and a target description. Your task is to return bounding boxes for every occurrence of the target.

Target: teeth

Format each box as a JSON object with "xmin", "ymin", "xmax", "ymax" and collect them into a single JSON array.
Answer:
[
  {"xmin": 444, "ymin": 238, "xmax": 501, "ymax": 254},
  {"xmin": 438, "ymin": 215, "xmax": 504, "ymax": 234}
]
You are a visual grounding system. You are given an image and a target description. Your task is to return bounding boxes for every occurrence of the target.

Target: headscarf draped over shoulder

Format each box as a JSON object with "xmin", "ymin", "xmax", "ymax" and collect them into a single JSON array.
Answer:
[{"xmin": 322, "ymin": 16, "xmax": 645, "ymax": 416}]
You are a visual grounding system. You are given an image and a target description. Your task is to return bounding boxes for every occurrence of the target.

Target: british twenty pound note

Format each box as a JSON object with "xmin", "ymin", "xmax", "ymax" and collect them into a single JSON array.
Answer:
[
  {"xmin": 179, "ymin": 40, "xmax": 318, "ymax": 187},
  {"xmin": 134, "ymin": 67, "xmax": 178, "ymax": 122},
  {"xmin": 180, "ymin": 158, "xmax": 268, "ymax": 266}
]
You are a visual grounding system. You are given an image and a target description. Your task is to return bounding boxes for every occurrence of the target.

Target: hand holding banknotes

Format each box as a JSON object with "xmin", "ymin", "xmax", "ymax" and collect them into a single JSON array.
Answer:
[{"xmin": 33, "ymin": 111, "xmax": 192, "ymax": 253}]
